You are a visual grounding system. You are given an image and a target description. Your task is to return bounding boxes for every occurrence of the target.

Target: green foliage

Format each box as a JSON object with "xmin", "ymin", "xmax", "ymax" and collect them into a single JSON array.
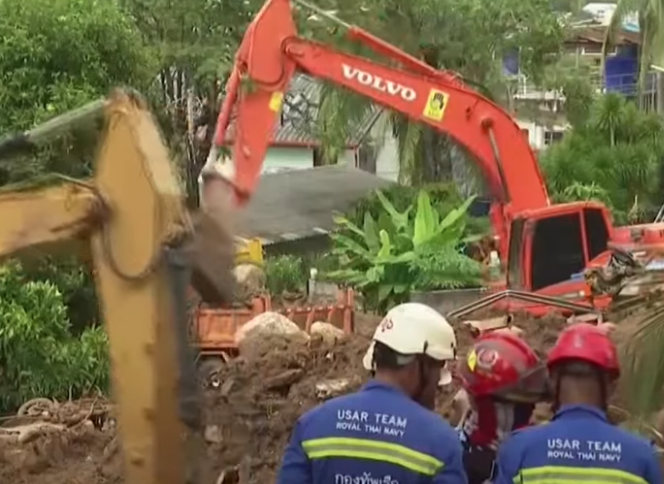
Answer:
[
  {"xmin": 21, "ymin": 257, "xmax": 99, "ymax": 335},
  {"xmin": 0, "ymin": 0, "xmax": 153, "ymax": 132},
  {"xmin": 539, "ymin": 55, "xmax": 597, "ymax": 126},
  {"xmin": 327, "ymin": 190, "xmax": 482, "ymax": 312},
  {"xmin": 0, "ymin": 0, "xmax": 154, "ymax": 185},
  {"xmin": 344, "ymin": 183, "xmax": 489, "ymax": 244},
  {"xmin": 347, "ymin": 183, "xmax": 463, "ymax": 226},
  {"xmin": 541, "ymin": 93, "xmax": 664, "ymax": 223},
  {"xmin": 264, "ymin": 255, "xmax": 308, "ymax": 296},
  {"xmin": 0, "ymin": 261, "xmax": 108, "ymax": 411}
]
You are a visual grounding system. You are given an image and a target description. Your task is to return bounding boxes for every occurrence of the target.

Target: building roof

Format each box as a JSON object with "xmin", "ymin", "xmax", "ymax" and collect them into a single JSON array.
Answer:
[
  {"xmin": 224, "ymin": 75, "xmax": 381, "ymax": 148},
  {"xmin": 567, "ymin": 23, "xmax": 640, "ymax": 45},
  {"xmin": 237, "ymin": 165, "xmax": 394, "ymax": 243}
]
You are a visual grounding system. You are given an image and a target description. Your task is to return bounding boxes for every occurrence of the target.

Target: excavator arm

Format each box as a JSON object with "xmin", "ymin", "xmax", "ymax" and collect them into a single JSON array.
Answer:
[
  {"xmin": 0, "ymin": 90, "xmax": 235, "ymax": 484},
  {"xmin": 213, "ymin": 0, "xmax": 549, "ymax": 256}
]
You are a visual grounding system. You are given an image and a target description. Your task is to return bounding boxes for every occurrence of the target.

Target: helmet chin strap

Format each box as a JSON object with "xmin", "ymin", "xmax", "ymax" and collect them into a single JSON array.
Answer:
[{"xmin": 413, "ymin": 342, "xmax": 435, "ymax": 409}]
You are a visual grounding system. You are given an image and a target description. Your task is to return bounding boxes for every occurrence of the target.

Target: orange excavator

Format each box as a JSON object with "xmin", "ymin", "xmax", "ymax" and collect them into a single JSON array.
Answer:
[{"xmin": 209, "ymin": 0, "xmax": 664, "ymax": 317}]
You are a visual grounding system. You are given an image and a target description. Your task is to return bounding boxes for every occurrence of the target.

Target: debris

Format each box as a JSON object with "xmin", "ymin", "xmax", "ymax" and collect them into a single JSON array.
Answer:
[
  {"xmin": 315, "ymin": 378, "xmax": 353, "ymax": 400},
  {"xmin": 0, "ymin": 312, "xmax": 589, "ymax": 484},
  {"xmin": 263, "ymin": 369, "xmax": 305, "ymax": 391},
  {"xmin": 204, "ymin": 425, "xmax": 223, "ymax": 444}
]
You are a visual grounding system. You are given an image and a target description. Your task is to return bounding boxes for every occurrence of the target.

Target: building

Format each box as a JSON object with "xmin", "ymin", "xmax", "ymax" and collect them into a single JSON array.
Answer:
[
  {"xmin": 223, "ymin": 75, "xmax": 382, "ymax": 175},
  {"xmin": 513, "ymin": 18, "xmax": 654, "ymax": 151}
]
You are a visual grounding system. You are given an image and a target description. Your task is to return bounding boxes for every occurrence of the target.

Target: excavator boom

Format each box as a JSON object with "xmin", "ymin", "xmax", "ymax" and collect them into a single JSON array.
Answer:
[
  {"xmin": 0, "ymin": 90, "xmax": 235, "ymax": 484},
  {"xmin": 214, "ymin": 0, "xmax": 549, "ymax": 255}
]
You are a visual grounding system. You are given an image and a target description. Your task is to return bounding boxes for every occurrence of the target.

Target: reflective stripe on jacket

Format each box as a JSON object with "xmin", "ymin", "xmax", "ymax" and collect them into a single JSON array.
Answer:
[
  {"xmin": 276, "ymin": 380, "xmax": 468, "ymax": 484},
  {"xmin": 492, "ymin": 405, "xmax": 662, "ymax": 484}
]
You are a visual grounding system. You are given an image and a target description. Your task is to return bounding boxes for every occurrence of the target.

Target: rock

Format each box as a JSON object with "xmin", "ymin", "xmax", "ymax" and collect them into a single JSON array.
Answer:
[
  {"xmin": 233, "ymin": 264, "xmax": 266, "ymax": 302},
  {"xmin": 204, "ymin": 425, "xmax": 223, "ymax": 444},
  {"xmin": 310, "ymin": 322, "xmax": 346, "ymax": 345},
  {"xmin": 236, "ymin": 312, "xmax": 309, "ymax": 358},
  {"xmin": 236, "ymin": 312, "xmax": 308, "ymax": 343}
]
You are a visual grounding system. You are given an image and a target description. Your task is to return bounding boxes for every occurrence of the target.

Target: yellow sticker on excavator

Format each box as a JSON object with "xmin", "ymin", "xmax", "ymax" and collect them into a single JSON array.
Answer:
[
  {"xmin": 467, "ymin": 349, "xmax": 477, "ymax": 372},
  {"xmin": 269, "ymin": 92, "xmax": 284, "ymax": 112},
  {"xmin": 422, "ymin": 89, "xmax": 449, "ymax": 122}
]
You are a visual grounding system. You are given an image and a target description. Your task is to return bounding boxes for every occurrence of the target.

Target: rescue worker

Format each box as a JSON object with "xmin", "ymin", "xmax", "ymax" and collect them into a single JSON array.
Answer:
[
  {"xmin": 493, "ymin": 323, "xmax": 663, "ymax": 484},
  {"xmin": 276, "ymin": 302, "xmax": 468, "ymax": 484},
  {"xmin": 456, "ymin": 330, "xmax": 548, "ymax": 484}
]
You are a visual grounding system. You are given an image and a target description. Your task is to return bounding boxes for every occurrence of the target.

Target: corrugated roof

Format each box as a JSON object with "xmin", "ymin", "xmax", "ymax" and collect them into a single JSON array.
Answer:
[
  {"xmin": 237, "ymin": 165, "xmax": 394, "ymax": 243},
  {"xmin": 567, "ymin": 24, "xmax": 640, "ymax": 45},
  {"xmin": 224, "ymin": 75, "xmax": 381, "ymax": 148}
]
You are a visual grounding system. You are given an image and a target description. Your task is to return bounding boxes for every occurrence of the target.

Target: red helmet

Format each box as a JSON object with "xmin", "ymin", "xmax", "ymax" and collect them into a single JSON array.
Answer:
[
  {"xmin": 547, "ymin": 323, "xmax": 619, "ymax": 377},
  {"xmin": 458, "ymin": 331, "xmax": 546, "ymax": 399}
]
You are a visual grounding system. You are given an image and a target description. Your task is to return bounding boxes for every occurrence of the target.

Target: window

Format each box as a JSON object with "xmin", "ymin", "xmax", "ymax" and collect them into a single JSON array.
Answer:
[
  {"xmin": 530, "ymin": 213, "xmax": 585, "ymax": 290},
  {"xmin": 507, "ymin": 218, "xmax": 525, "ymax": 289},
  {"xmin": 584, "ymin": 208, "xmax": 610, "ymax": 260},
  {"xmin": 544, "ymin": 130, "xmax": 564, "ymax": 146}
]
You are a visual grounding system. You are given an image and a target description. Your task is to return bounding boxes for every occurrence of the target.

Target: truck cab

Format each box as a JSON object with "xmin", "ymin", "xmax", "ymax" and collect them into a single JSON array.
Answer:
[{"xmin": 506, "ymin": 202, "xmax": 612, "ymax": 300}]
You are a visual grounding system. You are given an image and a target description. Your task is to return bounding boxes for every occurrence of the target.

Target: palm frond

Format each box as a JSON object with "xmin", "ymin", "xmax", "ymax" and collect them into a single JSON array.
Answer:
[
  {"xmin": 601, "ymin": 0, "xmax": 641, "ymax": 78},
  {"xmin": 620, "ymin": 304, "xmax": 664, "ymax": 416}
]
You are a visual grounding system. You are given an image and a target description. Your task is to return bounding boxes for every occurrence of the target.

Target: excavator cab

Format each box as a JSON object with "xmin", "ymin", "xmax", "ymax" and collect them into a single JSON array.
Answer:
[{"xmin": 506, "ymin": 202, "xmax": 612, "ymax": 295}]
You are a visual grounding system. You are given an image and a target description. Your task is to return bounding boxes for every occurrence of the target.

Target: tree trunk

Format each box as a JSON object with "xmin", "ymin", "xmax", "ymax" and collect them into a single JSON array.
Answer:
[
  {"xmin": 657, "ymin": 72, "xmax": 664, "ymax": 114},
  {"xmin": 419, "ymin": 128, "xmax": 454, "ymax": 183}
]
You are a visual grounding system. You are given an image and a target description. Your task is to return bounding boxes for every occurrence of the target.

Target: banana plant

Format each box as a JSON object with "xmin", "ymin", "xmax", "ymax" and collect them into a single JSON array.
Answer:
[{"xmin": 326, "ymin": 189, "xmax": 480, "ymax": 312}]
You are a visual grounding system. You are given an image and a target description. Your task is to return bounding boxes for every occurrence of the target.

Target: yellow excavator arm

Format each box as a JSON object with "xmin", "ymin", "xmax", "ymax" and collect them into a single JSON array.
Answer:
[{"xmin": 0, "ymin": 90, "xmax": 235, "ymax": 484}]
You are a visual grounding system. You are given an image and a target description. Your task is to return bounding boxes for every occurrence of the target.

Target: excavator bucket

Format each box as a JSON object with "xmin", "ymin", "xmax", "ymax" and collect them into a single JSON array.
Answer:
[{"xmin": 189, "ymin": 171, "xmax": 236, "ymax": 305}]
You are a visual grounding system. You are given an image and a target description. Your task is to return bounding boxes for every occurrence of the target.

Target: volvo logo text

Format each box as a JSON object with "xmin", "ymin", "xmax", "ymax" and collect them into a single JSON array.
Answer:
[{"xmin": 341, "ymin": 64, "xmax": 417, "ymax": 102}]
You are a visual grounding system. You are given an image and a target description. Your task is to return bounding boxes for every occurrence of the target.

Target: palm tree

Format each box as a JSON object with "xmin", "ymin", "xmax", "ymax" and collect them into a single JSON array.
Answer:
[
  {"xmin": 540, "ymin": 93, "xmax": 663, "ymax": 222},
  {"xmin": 603, "ymin": 0, "xmax": 664, "ymax": 112}
]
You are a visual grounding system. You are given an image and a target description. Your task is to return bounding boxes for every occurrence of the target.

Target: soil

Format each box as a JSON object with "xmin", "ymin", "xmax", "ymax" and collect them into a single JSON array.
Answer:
[{"xmin": 0, "ymin": 310, "xmax": 639, "ymax": 484}]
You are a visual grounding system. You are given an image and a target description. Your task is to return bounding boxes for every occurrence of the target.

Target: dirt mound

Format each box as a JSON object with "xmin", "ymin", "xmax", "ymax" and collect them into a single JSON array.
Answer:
[
  {"xmin": 0, "ymin": 311, "xmax": 571, "ymax": 484},
  {"xmin": 196, "ymin": 311, "xmax": 568, "ymax": 482},
  {"xmin": 201, "ymin": 331, "xmax": 372, "ymax": 482}
]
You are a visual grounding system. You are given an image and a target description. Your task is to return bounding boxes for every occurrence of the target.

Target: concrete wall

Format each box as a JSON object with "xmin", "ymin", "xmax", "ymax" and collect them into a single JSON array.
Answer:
[{"xmin": 370, "ymin": 113, "xmax": 399, "ymax": 181}]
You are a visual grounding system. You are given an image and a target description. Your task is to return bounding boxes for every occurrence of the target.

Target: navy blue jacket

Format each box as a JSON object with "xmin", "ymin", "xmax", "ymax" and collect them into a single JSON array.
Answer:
[
  {"xmin": 277, "ymin": 380, "xmax": 467, "ymax": 484},
  {"xmin": 493, "ymin": 404, "xmax": 662, "ymax": 484}
]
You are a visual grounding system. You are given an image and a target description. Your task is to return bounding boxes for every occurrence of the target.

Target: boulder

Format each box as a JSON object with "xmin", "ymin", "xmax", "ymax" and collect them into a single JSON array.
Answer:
[
  {"xmin": 310, "ymin": 322, "xmax": 346, "ymax": 345},
  {"xmin": 236, "ymin": 312, "xmax": 309, "ymax": 358},
  {"xmin": 233, "ymin": 263, "xmax": 266, "ymax": 302}
]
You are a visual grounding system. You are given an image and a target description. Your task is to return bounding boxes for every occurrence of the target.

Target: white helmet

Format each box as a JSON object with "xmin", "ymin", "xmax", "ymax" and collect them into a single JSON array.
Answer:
[{"xmin": 362, "ymin": 302, "xmax": 457, "ymax": 385}]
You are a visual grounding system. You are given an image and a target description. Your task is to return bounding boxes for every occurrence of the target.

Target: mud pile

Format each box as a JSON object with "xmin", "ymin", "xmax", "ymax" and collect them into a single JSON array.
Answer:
[
  {"xmin": 0, "ymin": 398, "xmax": 116, "ymax": 484},
  {"xmin": 200, "ymin": 312, "xmax": 569, "ymax": 481},
  {"xmin": 0, "ymin": 312, "xmax": 570, "ymax": 484}
]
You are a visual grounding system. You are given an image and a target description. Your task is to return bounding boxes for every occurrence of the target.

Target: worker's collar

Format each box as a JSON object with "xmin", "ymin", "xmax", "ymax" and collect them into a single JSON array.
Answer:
[
  {"xmin": 362, "ymin": 379, "xmax": 410, "ymax": 397},
  {"xmin": 553, "ymin": 404, "xmax": 607, "ymax": 422}
]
